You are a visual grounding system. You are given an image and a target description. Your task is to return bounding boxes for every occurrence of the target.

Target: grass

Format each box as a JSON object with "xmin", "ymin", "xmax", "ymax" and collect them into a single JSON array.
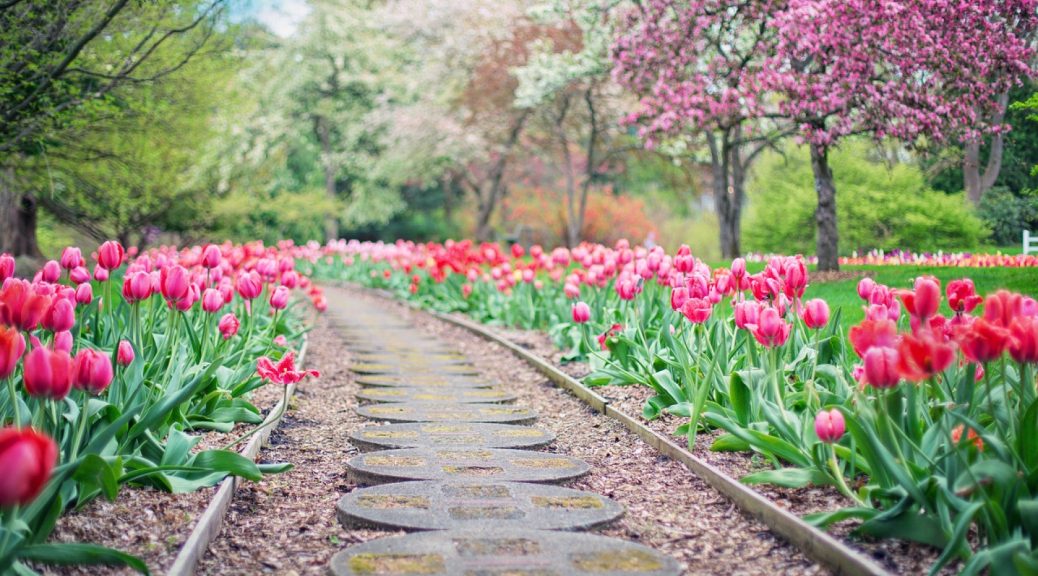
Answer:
[{"xmin": 806, "ymin": 265, "xmax": 1038, "ymax": 327}]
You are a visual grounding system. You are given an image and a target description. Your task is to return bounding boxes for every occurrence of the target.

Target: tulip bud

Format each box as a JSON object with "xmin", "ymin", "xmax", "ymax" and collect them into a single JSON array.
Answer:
[
  {"xmin": 75, "ymin": 283, "xmax": 93, "ymax": 305},
  {"xmin": 93, "ymin": 265, "xmax": 109, "ymax": 282},
  {"xmin": 22, "ymin": 346, "xmax": 73, "ymax": 399},
  {"xmin": 814, "ymin": 409, "xmax": 845, "ymax": 443},
  {"xmin": 53, "ymin": 331, "xmax": 73, "ymax": 354},
  {"xmin": 69, "ymin": 266, "xmax": 91, "ymax": 285},
  {"xmin": 60, "ymin": 247, "xmax": 84, "ymax": 270},
  {"xmin": 0, "ymin": 325, "xmax": 26, "ymax": 379},
  {"xmin": 857, "ymin": 277, "xmax": 876, "ymax": 301},
  {"xmin": 731, "ymin": 257, "xmax": 746, "ymax": 279},
  {"xmin": 117, "ymin": 340, "xmax": 135, "ymax": 367},
  {"xmin": 72, "ymin": 349, "xmax": 114, "ymax": 395},
  {"xmin": 572, "ymin": 301, "xmax": 591, "ymax": 324},
  {"xmin": 40, "ymin": 260, "xmax": 61, "ymax": 283},
  {"xmin": 219, "ymin": 313, "xmax": 240, "ymax": 339},
  {"xmin": 201, "ymin": 288, "xmax": 224, "ymax": 314},
  {"xmin": 273, "ymin": 335, "xmax": 288, "ymax": 347},
  {"xmin": 863, "ymin": 346, "xmax": 900, "ymax": 388},
  {"xmin": 269, "ymin": 286, "xmax": 290, "ymax": 310},
  {"xmin": 0, "ymin": 427, "xmax": 58, "ymax": 507},
  {"xmin": 801, "ymin": 298, "xmax": 830, "ymax": 330},
  {"xmin": 42, "ymin": 298, "xmax": 75, "ymax": 333},
  {"xmin": 201, "ymin": 244, "xmax": 222, "ymax": 269},
  {"xmin": 96, "ymin": 241, "xmax": 125, "ymax": 271},
  {"xmin": 0, "ymin": 254, "xmax": 15, "ymax": 281}
]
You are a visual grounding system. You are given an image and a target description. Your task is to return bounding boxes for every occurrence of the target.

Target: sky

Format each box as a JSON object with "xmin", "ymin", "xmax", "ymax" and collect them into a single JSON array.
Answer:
[{"xmin": 234, "ymin": 0, "xmax": 310, "ymax": 37}]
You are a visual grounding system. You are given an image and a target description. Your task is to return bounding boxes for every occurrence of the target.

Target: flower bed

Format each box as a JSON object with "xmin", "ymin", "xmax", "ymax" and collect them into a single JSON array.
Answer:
[
  {"xmin": 307, "ymin": 239, "xmax": 1038, "ymax": 576},
  {"xmin": 0, "ymin": 240, "xmax": 321, "ymax": 573}
]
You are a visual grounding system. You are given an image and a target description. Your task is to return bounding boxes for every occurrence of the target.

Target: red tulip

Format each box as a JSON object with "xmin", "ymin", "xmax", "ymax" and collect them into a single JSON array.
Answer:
[
  {"xmin": 847, "ymin": 319, "xmax": 898, "ymax": 358},
  {"xmin": 864, "ymin": 346, "xmax": 900, "ymax": 388},
  {"xmin": 947, "ymin": 279, "xmax": 981, "ymax": 314},
  {"xmin": 0, "ymin": 280, "xmax": 52, "ymax": 331},
  {"xmin": 0, "ymin": 254, "xmax": 15, "ymax": 282},
  {"xmin": 201, "ymin": 244, "xmax": 222, "ymax": 269},
  {"xmin": 801, "ymin": 298, "xmax": 830, "ymax": 329},
  {"xmin": 42, "ymin": 298, "xmax": 75, "ymax": 333},
  {"xmin": 117, "ymin": 340, "xmax": 135, "ymax": 367},
  {"xmin": 951, "ymin": 425, "xmax": 984, "ymax": 452},
  {"xmin": 957, "ymin": 318, "xmax": 1010, "ymax": 363},
  {"xmin": 96, "ymin": 241, "xmax": 125, "ymax": 271},
  {"xmin": 572, "ymin": 301, "xmax": 590, "ymax": 324},
  {"xmin": 269, "ymin": 286, "xmax": 290, "ymax": 310},
  {"xmin": 814, "ymin": 409, "xmax": 845, "ymax": 443},
  {"xmin": 60, "ymin": 247, "xmax": 84, "ymax": 270},
  {"xmin": 256, "ymin": 352, "xmax": 319, "ymax": 385},
  {"xmin": 597, "ymin": 323, "xmax": 622, "ymax": 350},
  {"xmin": 71, "ymin": 349, "xmax": 114, "ymax": 395},
  {"xmin": 218, "ymin": 313, "xmax": 240, "ymax": 339},
  {"xmin": 22, "ymin": 346, "xmax": 73, "ymax": 399},
  {"xmin": 0, "ymin": 325, "xmax": 25, "ymax": 379},
  {"xmin": 897, "ymin": 333, "xmax": 955, "ymax": 382},
  {"xmin": 899, "ymin": 276, "xmax": 940, "ymax": 321},
  {"xmin": 511, "ymin": 243, "xmax": 525, "ymax": 259},
  {"xmin": 1008, "ymin": 317, "xmax": 1038, "ymax": 364},
  {"xmin": 0, "ymin": 427, "xmax": 57, "ymax": 507},
  {"xmin": 983, "ymin": 290, "xmax": 1023, "ymax": 329}
]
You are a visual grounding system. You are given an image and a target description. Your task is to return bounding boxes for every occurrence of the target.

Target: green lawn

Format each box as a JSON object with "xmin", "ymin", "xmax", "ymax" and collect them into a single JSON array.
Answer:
[{"xmin": 805, "ymin": 265, "xmax": 1038, "ymax": 327}]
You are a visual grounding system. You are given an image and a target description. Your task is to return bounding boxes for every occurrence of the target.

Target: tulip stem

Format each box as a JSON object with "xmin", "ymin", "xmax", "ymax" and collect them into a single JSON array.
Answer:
[
  {"xmin": 6, "ymin": 377, "xmax": 21, "ymax": 428},
  {"xmin": 827, "ymin": 449, "xmax": 865, "ymax": 507},
  {"xmin": 68, "ymin": 394, "xmax": 89, "ymax": 462}
]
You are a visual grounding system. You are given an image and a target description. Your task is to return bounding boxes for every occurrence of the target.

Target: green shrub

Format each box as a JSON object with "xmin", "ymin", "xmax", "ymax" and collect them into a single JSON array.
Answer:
[
  {"xmin": 977, "ymin": 187, "xmax": 1038, "ymax": 246},
  {"xmin": 745, "ymin": 141, "xmax": 988, "ymax": 254}
]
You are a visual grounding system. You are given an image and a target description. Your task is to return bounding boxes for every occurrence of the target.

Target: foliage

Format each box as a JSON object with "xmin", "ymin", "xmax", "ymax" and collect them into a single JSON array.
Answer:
[
  {"xmin": 978, "ymin": 188, "xmax": 1038, "ymax": 246},
  {"xmin": 502, "ymin": 185, "xmax": 656, "ymax": 246},
  {"xmin": 745, "ymin": 142, "xmax": 988, "ymax": 254}
]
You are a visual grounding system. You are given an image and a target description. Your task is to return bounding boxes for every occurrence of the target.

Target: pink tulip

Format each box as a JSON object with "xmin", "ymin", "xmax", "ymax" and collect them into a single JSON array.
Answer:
[
  {"xmin": 750, "ymin": 307, "xmax": 790, "ymax": 348},
  {"xmin": 40, "ymin": 261, "xmax": 61, "ymax": 283},
  {"xmin": 733, "ymin": 300, "xmax": 761, "ymax": 330},
  {"xmin": 42, "ymin": 298, "xmax": 75, "ymax": 333},
  {"xmin": 201, "ymin": 244, "xmax": 222, "ymax": 269},
  {"xmin": 160, "ymin": 265, "xmax": 190, "ymax": 304},
  {"xmin": 219, "ymin": 313, "xmax": 240, "ymax": 339},
  {"xmin": 572, "ymin": 301, "xmax": 591, "ymax": 324},
  {"xmin": 269, "ymin": 286, "xmax": 290, "ymax": 310},
  {"xmin": 863, "ymin": 346, "xmax": 900, "ymax": 388},
  {"xmin": 69, "ymin": 266, "xmax": 90, "ymax": 285},
  {"xmin": 175, "ymin": 284, "xmax": 199, "ymax": 312},
  {"xmin": 0, "ymin": 427, "xmax": 58, "ymax": 507},
  {"xmin": 60, "ymin": 247, "xmax": 84, "ymax": 270},
  {"xmin": 71, "ymin": 349, "xmax": 113, "ymax": 395},
  {"xmin": 75, "ymin": 283, "xmax": 93, "ymax": 305},
  {"xmin": 122, "ymin": 271, "xmax": 153, "ymax": 303},
  {"xmin": 814, "ymin": 409, "xmax": 845, "ymax": 443},
  {"xmin": 670, "ymin": 286, "xmax": 689, "ymax": 311},
  {"xmin": 22, "ymin": 346, "xmax": 73, "ymax": 399},
  {"xmin": 96, "ymin": 241, "xmax": 124, "ymax": 271},
  {"xmin": 731, "ymin": 257, "xmax": 746, "ymax": 280},
  {"xmin": 201, "ymin": 288, "xmax": 224, "ymax": 314},
  {"xmin": 857, "ymin": 277, "xmax": 876, "ymax": 301},
  {"xmin": 117, "ymin": 340, "xmax": 135, "ymax": 367},
  {"xmin": 236, "ymin": 271, "xmax": 263, "ymax": 301},
  {"xmin": 53, "ymin": 331, "xmax": 73, "ymax": 354},
  {"xmin": 92, "ymin": 264, "xmax": 109, "ymax": 282},
  {"xmin": 680, "ymin": 298, "xmax": 712, "ymax": 324},
  {"xmin": 801, "ymin": 299, "xmax": 830, "ymax": 329}
]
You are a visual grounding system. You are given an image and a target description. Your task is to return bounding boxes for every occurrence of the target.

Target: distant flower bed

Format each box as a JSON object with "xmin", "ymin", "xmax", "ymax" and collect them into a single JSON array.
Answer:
[
  {"xmin": 742, "ymin": 249, "xmax": 1038, "ymax": 268},
  {"xmin": 0, "ymin": 240, "xmax": 321, "ymax": 573},
  {"xmin": 309, "ymin": 238, "xmax": 1038, "ymax": 575}
]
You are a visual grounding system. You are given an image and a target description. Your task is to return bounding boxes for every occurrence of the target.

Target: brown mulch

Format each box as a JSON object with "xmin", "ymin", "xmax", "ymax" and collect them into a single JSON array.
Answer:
[{"xmin": 486, "ymin": 321, "xmax": 954, "ymax": 575}]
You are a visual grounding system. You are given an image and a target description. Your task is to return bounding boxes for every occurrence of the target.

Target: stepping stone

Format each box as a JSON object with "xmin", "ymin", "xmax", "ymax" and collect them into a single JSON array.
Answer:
[
  {"xmin": 346, "ymin": 448, "xmax": 590, "ymax": 485},
  {"xmin": 356, "ymin": 374, "xmax": 492, "ymax": 389},
  {"xmin": 337, "ymin": 481, "xmax": 623, "ymax": 531},
  {"xmin": 356, "ymin": 402, "xmax": 537, "ymax": 424},
  {"xmin": 357, "ymin": 387, "xmax": 517, "ymax": 404},
  {"xmin": 350, "ymin": 353, "xmax": 470, "ymax": 365},
  {"xmin": 349, "ymin": 423, "xmax": 555, "ymax": 451},
  {"xmin": 327, "ymin": 528, "xmax": 681, "ymax": 576},
  {"xmin": 350, "ymin": 362, "xmax": 479, "ymax": 376}
]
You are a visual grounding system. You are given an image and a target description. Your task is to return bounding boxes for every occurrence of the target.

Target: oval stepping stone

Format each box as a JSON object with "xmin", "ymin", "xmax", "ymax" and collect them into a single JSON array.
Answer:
[
  {"xmin": 350, "ymin": 362, "xmax": 479, "ymax": 376},
  {"xmin": 356, "ymin": 374, "xmax": 492, "ymax": 389},
  {"xmin": 356, "ymin": 402, "xmax": 537, "ymax": 424},
  {"xmin": 338, "ymin": 481, "xmax": 623, "ymax": 531},
  {"xmin": 349, "ymin": 423, "xmax": 555, "ymax": 451},
  {"xmin": 328, "ymin": 528, "xmax": 681, "ymax": 576},
  {"xmin": 357, "ymin": 387, "xmax": 516, "ymax": 404},
  {"xmin": 346, "ymin": 448, "xmax": 589, "ymax": 485}
]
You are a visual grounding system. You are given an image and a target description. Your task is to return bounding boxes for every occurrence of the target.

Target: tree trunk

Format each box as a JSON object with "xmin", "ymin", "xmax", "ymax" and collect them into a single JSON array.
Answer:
[
  {"xmin": 0, "ymin": 166, "xmax": 42, "ymax": 258},
  {"xmin": 706, "ymin": 133, "xmax": 742, "ymax": 259},
  {"xmin": 314, "ymin": 115, "xmax": 338, "ymax": 242},
  {"xmin": 963, "ymin": 91, "xmax": 1009, "ymax": 206},
  {"xmin": 810, "ymin": 143, "xmax": 839, "ymax": 272},
  {"xmin": 473, "ymin": 111, "xmax": 529, "ymax": 243}
]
